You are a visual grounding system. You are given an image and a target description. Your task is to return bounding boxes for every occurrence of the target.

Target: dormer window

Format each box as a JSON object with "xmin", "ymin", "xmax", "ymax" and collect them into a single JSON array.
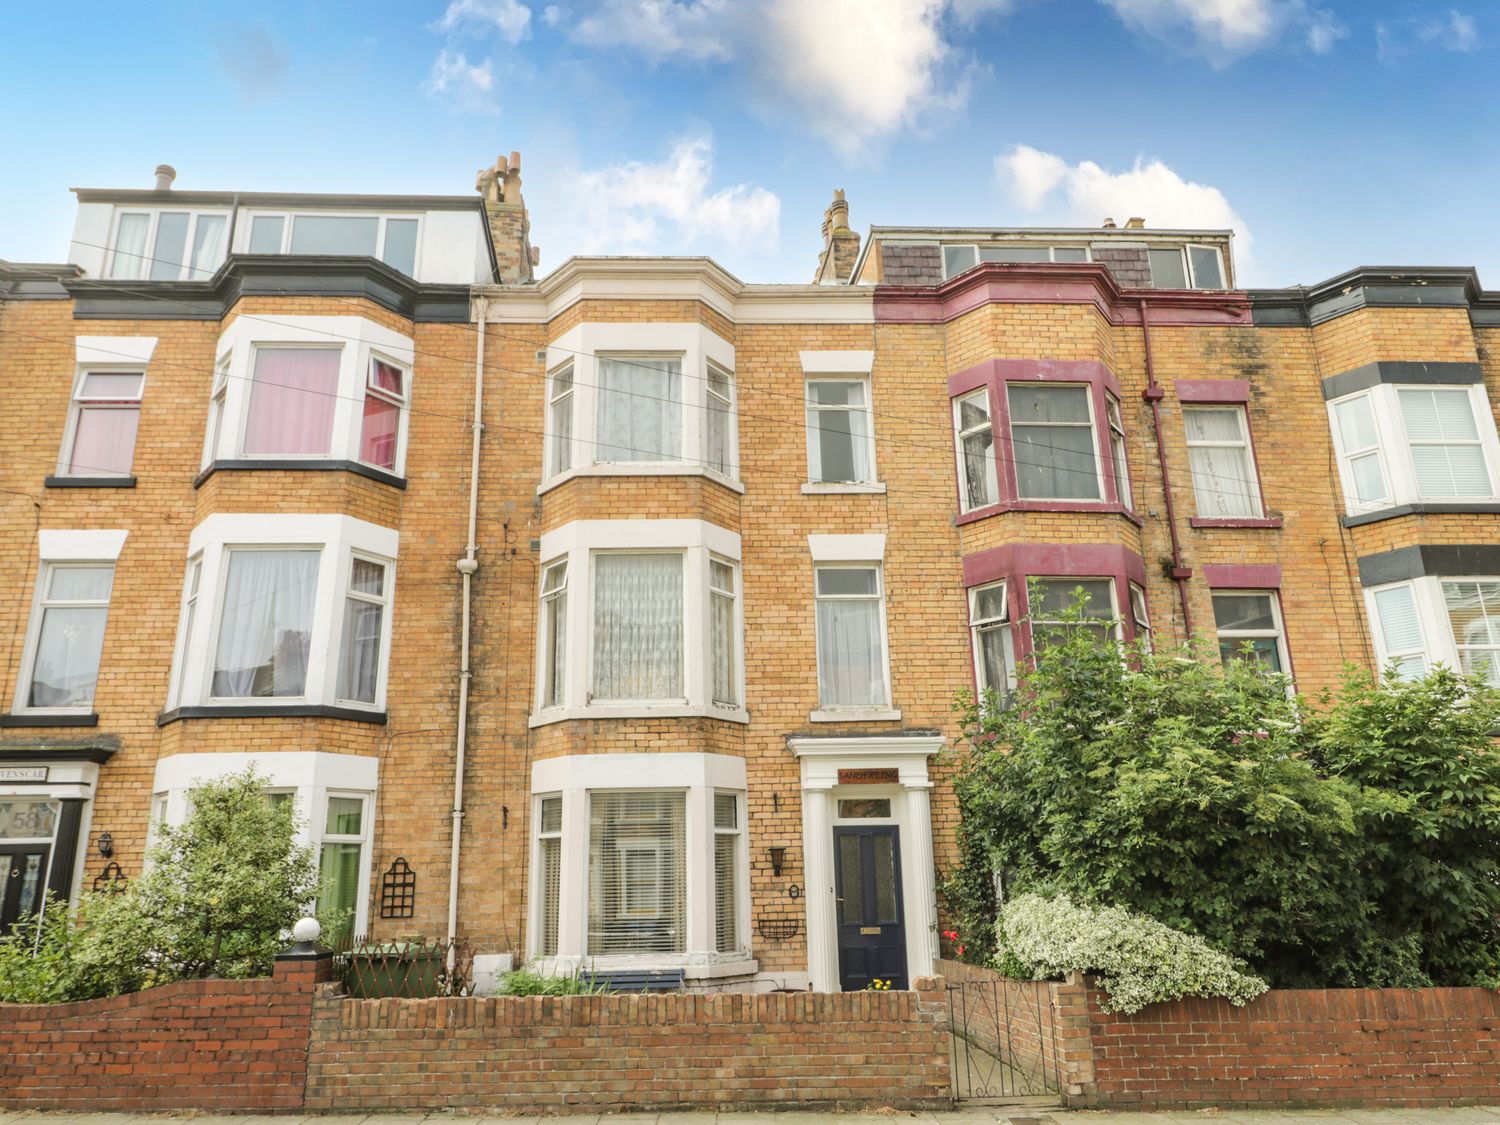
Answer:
[
  {"xmin": 1148, "ymin": 245, "xmax": 1225, "ymax": 289},
  {"xmin": 244, "ymin": 212, "xmax": 420, "ymax": 276},
  {"xmin": 108, "ymin": 210, "xmax": 229, "ymax": 280},
  {"xmin": 942, "ymin": 244, "xmax": 1090, "ymax": 280}
]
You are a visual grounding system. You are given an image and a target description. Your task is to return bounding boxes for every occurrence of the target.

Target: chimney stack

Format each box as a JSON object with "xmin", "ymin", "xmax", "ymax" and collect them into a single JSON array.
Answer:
[
  {"xmin": 813, "ymin": 189, "xmax": 861, "ymax": 284},
  {"xmin": 1124, "ymin": 216, "xmax": 1146, "ymax": 230},
  {"xmin": 154, "ymin": 164, "xmax": 177, "ymax": 192},
  {"xmin": 476, "ymin": 151, "xmax": 535, "ymax": 285}
]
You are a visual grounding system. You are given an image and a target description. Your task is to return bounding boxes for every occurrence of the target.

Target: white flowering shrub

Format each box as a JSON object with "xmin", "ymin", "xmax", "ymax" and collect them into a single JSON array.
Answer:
[{"xmin": 997, "ymin": 893, "xmax": 1268, "ymax": 1014}]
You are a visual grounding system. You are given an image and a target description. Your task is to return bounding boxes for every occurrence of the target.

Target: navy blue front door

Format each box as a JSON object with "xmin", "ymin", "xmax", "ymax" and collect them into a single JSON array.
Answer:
[{"xmin": 833, "ymin": 825, "xmax": 907, "ymax": 990}]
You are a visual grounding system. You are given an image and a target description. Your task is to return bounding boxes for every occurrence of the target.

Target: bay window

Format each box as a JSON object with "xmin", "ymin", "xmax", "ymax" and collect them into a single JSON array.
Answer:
[
  {"xmin": 152, "ymin": 751, "xmax": 377, "ymax": 937},
  {"xmin": 1328, "ymin": 381, "xmax": 1500, "ymax": 515},
  {"xmin": 528, "ymin": 753, "xmax": 750, "ymax": 971},
  {"xmin": 1368, "ymin": 573, "xmax": 1500, "ymax": 686},
  {"xmin": 204, "ymin": 316, "xmax": 414, "ymax": 478},
  {"xmin": 532, "ymin": 520, "xmax": 744, "ymax": 723},
  {"xmin": 167, "ymin": 514, "xmax": 397, "ymax": 716},
  {"xmin": 954, "ymin": 390, "xmax": 998, "ymax": 510},
  {"xmin": 541, "ymin": 324, "xmax": 738, "ymax": 487},
  {"xmin": 1008, "ymin": 384, "xmax": 1101, "ymax": 500}
]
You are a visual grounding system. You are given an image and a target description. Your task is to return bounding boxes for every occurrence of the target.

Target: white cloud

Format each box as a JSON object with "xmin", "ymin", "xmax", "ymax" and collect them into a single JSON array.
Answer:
[
  {"xmin": 560, "ymin": 136, "xmax": 780, "ymax": 254},
  {"xmin": 571, "ymin": 0, "xmax": 734, "ymax": 61},
  {"xmin": 436, "ymin": 0, "xmax": 533, "ymax": 43},
  {"xmin": 542, "ymin": 4, "xmax": 566, "ymax": 26},
  {"xmin": 996, "ymin": 145, "xmax": 1254, "ymax": 273},
  {"xmin": 422, "ymin": 49, "xmax": 499, "ymax": 112},
  {"xmin": 1098, "ymin": 0, "xmax": 1344, "ymax": 64},
  {"xmin": 1378, "ymin": 9, "xmax": 1480, "ymax": 62},
  {"xmin": 558, "ymin": 0, "xmax": 1012, "ymax": 155}
]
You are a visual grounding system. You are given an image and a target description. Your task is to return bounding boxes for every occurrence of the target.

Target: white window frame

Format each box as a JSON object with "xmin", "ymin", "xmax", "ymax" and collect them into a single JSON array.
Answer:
[
  {"xmin": 709, "ymin": 556, "xmax": 740, "ymax": 708},
  {"xmin": 1367, "ymin": 575, "xmax": 1500, "ymax": 684},
  {"xmin": 167, "ymin": 514, "xmax": 398, "ymax": 713},
  {"xmin": 953, "ymin": 389, "xmax": 999, "ymax": 512},
  {"xmin": 968, "ymin": 580, "xmax": 1015, "ymax": 703},
  {"xmin": 1025, "ymin": 577, "xmax": 1121, "ymax": 649},
  {"xmin": 538, "ymin": 559, "xmax": 569, "ymax": 712},
  {"xmin": 12, "ymin": 531, "xmax": 127, "ymax": 718},
  {"xmin": 526, "ymin": 752, "xmax": 751, "ymax": 975},
  {"xmin": 1328, "ymin": 384, "xmax": 1500, "ymax": 515},
  {"xmin": 1183, "ymin": 403, "xmax": 1264, "ymax": 518},
  {"xmin": 1148, "ymin": 244, "xmax": 1225, "ymax": 290},
  {"xmin": 239, "ymin": 211, "xmax": 423, "ymax": 277},
  {"xmin": 203, "ymin": 316, "xmax": 414, "ymax": 476},
  {"xmin": 107, "ymin": 208, "xmax": 232, "ymax": 281},
  {"xmin": 357, "ymin": 353, "xmax": 409, "ymax": 472},
  {"xmin": 1106, "ymin": 394, "xmax": 1132, "ymax": 510},
  {"xmin": 706, "ymin": 362, "xmax": 737, "ymax": 479},
  {"xmin": 56, "ymin": 367, "xmax": 146, "ymax": 479},
  {"xmin": 14, "ymin": 562, "xmax": 117, "ymax": 717},
  {"xmin": 546, "ymin": 363, "xmax": 574, "ymax": 477},
  {"xmin": 1007, "ymin": 382, "xmax": 1104, "ymax": 502},
  {"xmin": 317, "ymin": 790, "xmax": 371, "ymax": 938},
  {"xmin": 540, "ymin": 323, "xmax": 739, "ymax": 492},
  {"xmin": 151, "ymin": 751, "xmax": 377, "ymax": 937},
  {"xmin": 812, "ymin": 563, "xmax": 894, "ymax": 717},
  {"xmin": 1211, "ymin": 590, "xmax": 1290, "ymax": 675},
  {"xmin": 531, "ymin": 520, "xmax": 745, "ymax": 725},
  {"xmin": 1129, "ymin": 583, "xmax": 1152, "ymax": 650},
  {"xmin": 805, "ymin": 376, "xmax": 878, "ymax": 486},
  {"xmin": 712, "ymin": 789, "xmax": 748, "ymax": 956},
  {"xmin": 942, "ymin": 243, "xmax": 1092, "ymax": 279}
]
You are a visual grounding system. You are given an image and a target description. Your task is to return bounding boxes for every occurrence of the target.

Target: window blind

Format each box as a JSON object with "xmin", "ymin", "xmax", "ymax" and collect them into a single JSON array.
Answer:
[
  {"xmin": 713, "ymin": 793, "xmax": 740, "ymax": 954},
  {"xmin": 587, "ymin": 791, "xmax": 685, "ymax": 955},
  {"xmin": 538, "ymin": 796, "xmax": 562, "ymax": 957}
]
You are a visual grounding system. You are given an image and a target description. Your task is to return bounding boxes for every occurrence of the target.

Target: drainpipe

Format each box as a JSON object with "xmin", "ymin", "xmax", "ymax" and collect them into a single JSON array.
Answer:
[
  {"xmin": 1140, "ymin": 300, "xmax": 1194, "ymax": 637},
  {"xmin": 447, "ymin": 295, "xmax": 486, "ymax": 958}
]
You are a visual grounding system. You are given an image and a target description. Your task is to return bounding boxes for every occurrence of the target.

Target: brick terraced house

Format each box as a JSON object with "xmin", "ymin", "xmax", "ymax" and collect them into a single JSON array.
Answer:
[{"xmin": 4, "ymin": 155, "xmax": 1500, "ymax": 993}]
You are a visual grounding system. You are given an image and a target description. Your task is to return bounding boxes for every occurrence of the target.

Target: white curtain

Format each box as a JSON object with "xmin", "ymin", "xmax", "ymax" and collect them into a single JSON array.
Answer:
[
  {"xmin": 189, "ymin": 215, "xmax": 227, "ymax": 278},
  {"xmin": 29, "ymin": 567, "xmax": 113, "ymax": 708},
  {"xmin": 591, "ymin": 554, "xmax": 683, "ymax": 700},
  {"xmin": 243, "ymin": 348, "xmax": 340, "ymax": 456},
  {"xmin": 817, "ymin": 598, "xmax": 885, "ymax": 706},
  {"xmin": 212, "ymin": 550, "xmax": 320, "ymax": 698},
  {"xmin": 338, "ymin": 601, "xmax": 383, "ymax": 703},
  {"xmin": 109, "ymin": 214, "xmax": 149, "ymax": 279},
  {"xmin": 711, "ymin": 586, "xmax": 736, "ymax": 705},
  {"xmin": 808, "ymin": 381, "xmax": 871, "ymax": 483},
  {"xmin": 1185, "ymin": 408, "xmax": 1258, "ymax": 516},
  {"xmin": 596, "ymin": 357, "xmax": 681, "ymax": 462}
]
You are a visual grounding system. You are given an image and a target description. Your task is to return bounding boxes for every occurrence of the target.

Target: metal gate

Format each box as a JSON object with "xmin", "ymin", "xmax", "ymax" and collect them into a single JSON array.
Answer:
[{"xmin": 947, "ymin": 978, "xmax": 1063, "ymax": 1104}]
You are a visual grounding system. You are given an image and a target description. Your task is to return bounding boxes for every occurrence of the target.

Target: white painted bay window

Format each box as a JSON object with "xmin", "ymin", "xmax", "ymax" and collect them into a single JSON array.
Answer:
[
  {"xmin": 541, "ymin": 324, "xmax": 738, "ymax": 488},
  {"xmin": 204, "ymin": 316, "xmax": 414, "ymax": 477},
  {"xmin": 528, "ymin": 753, "xmax": 751, "ymax": 973},
  {"xmin": 167, "ymin": 515, "xmax": 397, "ymax": 715},
  {"xmin": 1330, "ymin": 384, "xmax": 1500, "ymax": 514},
  {"xmin": 151, "ymin": 751, "xmax": 378, "ymax": 937},
  {"xmin": 532, "ymin": 520, "xmax": 745, "ymax": 724},
  {"xmin": 1369, "ymin": 576, "xmax": 1500, "ymax": 685}
]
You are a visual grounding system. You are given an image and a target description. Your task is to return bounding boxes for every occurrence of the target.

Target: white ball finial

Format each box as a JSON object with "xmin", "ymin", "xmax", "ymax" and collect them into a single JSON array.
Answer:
[{"xmin": 292, "ymin": 917, "xmax": 321, "ymax": 944}]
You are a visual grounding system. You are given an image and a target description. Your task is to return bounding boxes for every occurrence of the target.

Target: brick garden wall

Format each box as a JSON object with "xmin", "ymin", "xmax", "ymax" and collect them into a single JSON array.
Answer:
[
  {"xmin": 304, "ymin": 986, "xmax": 953, "ymax": 1112},
  {"xmin": 938, "ymin": 959, "xmax": 1500, "ymax": 1109},
  {"xmin": 0, "ymin": 954, "xmax": 332, "ymax": 1113}
]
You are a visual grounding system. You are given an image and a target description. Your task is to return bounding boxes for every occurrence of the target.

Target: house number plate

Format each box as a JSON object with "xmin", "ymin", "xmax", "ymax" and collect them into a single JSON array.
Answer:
[{"xmin": 859, "ymin": 926, "xmax": 882, "ymax": 935}]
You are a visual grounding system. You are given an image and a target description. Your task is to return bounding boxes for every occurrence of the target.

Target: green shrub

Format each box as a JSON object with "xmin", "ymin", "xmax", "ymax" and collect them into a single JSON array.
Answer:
[
  {"xmin": 500, "ymin": 967, "xmax": 607, "ymax": 995},
  {"xmin": 999, "ymin": 893, "xmax": 1268, "ymax": 1014},
  {"xmin": 0, "ymin": 895, "xmax": 95, "ymax": 1003}
]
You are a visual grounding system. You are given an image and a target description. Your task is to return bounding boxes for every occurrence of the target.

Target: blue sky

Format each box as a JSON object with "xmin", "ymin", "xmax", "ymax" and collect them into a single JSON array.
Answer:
[{"xmin": 1, "ymin": 0, "xmax": 1496, "ymax": 288}]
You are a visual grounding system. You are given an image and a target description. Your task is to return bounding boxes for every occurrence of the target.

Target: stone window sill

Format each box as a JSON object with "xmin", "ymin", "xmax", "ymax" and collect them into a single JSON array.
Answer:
[
  {"xmin": 44, "ymin": 476, "xmax": 136, "ymax": 489},
  {"xmin": 157, "ymin": 704, "xmax": 387, "ymax": 726},
  {"xmin": 529, "ymin": 703, "xmax": 750, "ymax": 728},
  {"xmin": 538, "ymin": 464, "xmax": 746, "ymax": 496},
  {"xmin": 193, "ymin": 459, "xmax": 405, "ymax": 490},
  {"xmin": 1341, "ymin": 501, "xmax": 1500, "ymax": 528},
  {"xmin": 1189, "ymin": 517, "xmax": 1284, "ymax": 529},
  {"xmin": 801, "ymin": 481, "xmax": 887, "ymax": 495},
  {"xmin": 0, "ymin": 712, "xmax": 99, "ymax": 728},
  {"xmin": 808, "ymin": 707, "xmax": 903, "ymax": 724}
]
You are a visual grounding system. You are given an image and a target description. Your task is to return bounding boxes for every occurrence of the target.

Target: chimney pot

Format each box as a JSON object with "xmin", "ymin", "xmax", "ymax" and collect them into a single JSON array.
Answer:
[
  {"xmin": 154, "ymin": 164, "xmax": 177, "ymax": 192},
  {"xmin": 1124, "ymin": 216, "xmax": 1146, "ymax": 229},
  {"xmin": 1102, "ymin": 217, "xmax": 1117, "ymax": 229}
]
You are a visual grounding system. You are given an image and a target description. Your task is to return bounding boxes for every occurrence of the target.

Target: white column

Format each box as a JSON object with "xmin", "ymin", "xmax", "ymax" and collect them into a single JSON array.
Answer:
[
  {"xmin": 801, "ymin": 782, "xmax": 839, "ymax": 992},
  {"xmin": 684, "ymin": 783, "xmax": 711, "ymax": 953},
  {"xmin": 557, "ymin": 787, "xmax": 589, "ymax": 959},
  {"xmin": 902, "ymin": 782, "xmax": 938, "ymax": 981}
]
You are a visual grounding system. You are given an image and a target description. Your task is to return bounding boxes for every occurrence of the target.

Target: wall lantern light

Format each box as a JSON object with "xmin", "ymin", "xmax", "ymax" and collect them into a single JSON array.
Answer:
[
  {"xmin": 97, "ymin": 832, "xmax": 114, "ymax": 858},
  {"xmin": 767, "ymin": 846, "xmax": 788, "ymax": 877}
]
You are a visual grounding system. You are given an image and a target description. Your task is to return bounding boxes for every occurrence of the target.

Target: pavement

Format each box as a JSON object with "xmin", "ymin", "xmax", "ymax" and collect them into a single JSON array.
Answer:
[{"xmin": 3, "ymin": 1108, "xmax": 1500, "ymax": 1125}]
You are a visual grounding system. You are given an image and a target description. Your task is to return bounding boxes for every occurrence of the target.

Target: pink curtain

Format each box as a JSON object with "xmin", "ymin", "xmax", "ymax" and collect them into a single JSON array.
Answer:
[
  {"xmin": 69, "ymin": 408, "xmax": 139, "ymax": 476},
  {"xmin": 243, "ymin": 348, "xmax": 339, "ymax": 455},
  {"xmin": 360, "ymin": 395, "xmax": 399, "ymax": 469}
]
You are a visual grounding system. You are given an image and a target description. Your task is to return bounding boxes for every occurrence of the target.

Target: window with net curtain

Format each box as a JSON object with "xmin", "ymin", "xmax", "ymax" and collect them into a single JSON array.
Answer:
[
  {"xmin": 25, "ymin": 565, "xmax": 115, "ymax": 710},
  {"xmin": 595, "ymin": 356, "xmax": 682, "ymax": 463},
  {"xmin": 1007, "ymin": 384, "xmax": 1101, "ymax": 500},
  {"xmin": 211, "ymin": 549, "xmax": 319, "ymax": 698},
  {"xmin": 337, "ymin": 558, "xmax": 387, "ymax": 705},
  {"xmin": 591, "ymin": 553, "xmax": 683, "ymax": 700},
  {"xmin": 109, "ymin": 211, "xmax": 226, "ymax": 281},
  {"xmin": 815, "ymin": 565, "xmax": 888, "ymax": 707},
  {"xmin": 968, "ymin": 581, "xmax": 1015, "ymax": 704},
  {"xmin": 64, "ymin": 372, "xmax": 143, "ymax": 478},
  {"xmin": 954, "ymin": 390, "xmax": 997, "ymax": 510},
  {"xmin": 587, "ymin": 791, "xmax": 686, "ymax": 955},
  {"xmin": 1441, "ymin": 580, "xmax": 1500, "ymax": 685},
  {"xmin": 1184, "ymin": 405, "xmax": 1262, "ymax": 517},
  {"xmin": 243, "ymin": 347, "xmax": 340, "ymax": 456},
  {"xmin": 807, "ymin": 379, "xmax": 873, "ymax": 483}
]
